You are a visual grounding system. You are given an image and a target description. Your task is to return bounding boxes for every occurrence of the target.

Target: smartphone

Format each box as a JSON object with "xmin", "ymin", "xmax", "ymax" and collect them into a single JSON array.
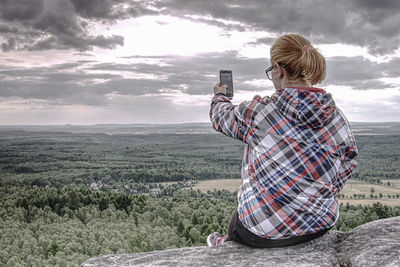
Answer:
[{"xmin": 219, "ymin": 70, "xmax": 234, "ymax": 97}]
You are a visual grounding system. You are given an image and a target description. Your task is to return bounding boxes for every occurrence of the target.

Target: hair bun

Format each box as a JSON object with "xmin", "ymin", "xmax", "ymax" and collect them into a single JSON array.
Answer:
[
  {"xmin": 301, "ymin": 45, "xmax": 311, "ymax": 54},
  {"xmin": 270, "ymin": 34, "xmax": 326, "ymax": 85}
]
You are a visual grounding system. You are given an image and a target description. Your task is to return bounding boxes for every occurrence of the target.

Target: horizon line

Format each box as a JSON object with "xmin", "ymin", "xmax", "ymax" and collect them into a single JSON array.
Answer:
[{"xmin": 0, "ymin": 121, "xmax": 400, "ymax": 127}]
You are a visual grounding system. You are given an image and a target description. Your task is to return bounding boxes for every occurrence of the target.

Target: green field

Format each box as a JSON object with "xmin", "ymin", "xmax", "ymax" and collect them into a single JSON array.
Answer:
[
  {"xmin": 341, "ymin": 180, "xmax": 400, "ymax": 197},
  {"xmin": 192, "ymin": 178, "xmax": 400, "ymax": 206},
  {"xmin": 191, "ymin": 178, "xmax": 241, "ymax": 193}
]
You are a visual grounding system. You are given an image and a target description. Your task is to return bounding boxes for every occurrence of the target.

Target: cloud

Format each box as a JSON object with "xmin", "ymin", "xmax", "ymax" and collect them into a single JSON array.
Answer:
[
  {"xmin": 1, "ymin": 0, "xmax": 399, "ymax": 124},
  {"xmin": 2, "ymin": 37, "xmax": 17, "ymax": 52},
  {"xmin": 69, "ymin": 0, "xmax": 154, "ymax": 20},
  {"xmin": 29, "ymin": 34, "xmax": 124, "ymax": 51},
  {"xmin": 323, "ymin": 56, "xmax": 400, "ymax": 90},
  {"xmin": 69, "ymin": 0, "xmax": 116, "ymax": 19},
  {"xmin": 5, "ymin": 50, "xmax": 399, "ymax": 108},
  {"xmin": 0, "ymin": 0, "xmax": 154, "ymax": 52},
  {"xmin": 328, "ymin": 86, "xmax": 400, "ymax": 122},
  {"xmin": 0, "ymin": 63, "xmax": 119, "ymax": 105},
  {"xmin": 0, "ymin": 24, "xmax": 19, "ymax": 33},
  {"xmin": 0, "ymin": 0, "xmax": 44, "ymax": 21},
  {"xmin": 2, "ymin": 0, "xmax": 399, "ymax": 56},
  {"xmin": 0, "ymin": 93, "xmax": 211, "ymax": 124},
  {"xmin": 1, "ymin": 50, "xmax": 399, "ymax": 124},
  {"xmin": 152, "ymin": 0, "xmax": 400, "ymax": 56},
  {"xmin": 0, "ymin": 51, "xmax": 270, "ymax": 107},
  {"xmin": 1, "ymin": 49, "xmax": 399, "ymax": 113}
]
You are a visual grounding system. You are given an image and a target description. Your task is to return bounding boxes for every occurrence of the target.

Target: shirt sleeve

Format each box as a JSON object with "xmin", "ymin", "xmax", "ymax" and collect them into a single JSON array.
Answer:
[
  {"xmin": 209, "ymin": 94, "xmax": 259, "ymax": 143},
  {"xmin": 334, "ymin": 145, "xmax": 358, "ymax": 192},
  {"xmin": 331, "ymin": 111, "xmax": 359, "ymax": 193}
]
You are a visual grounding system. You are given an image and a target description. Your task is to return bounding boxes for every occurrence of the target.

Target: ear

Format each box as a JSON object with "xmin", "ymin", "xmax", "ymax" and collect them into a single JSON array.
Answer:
[{"xmin": 274, "ymin": 62, "xmax": 284, "ymax": 79}]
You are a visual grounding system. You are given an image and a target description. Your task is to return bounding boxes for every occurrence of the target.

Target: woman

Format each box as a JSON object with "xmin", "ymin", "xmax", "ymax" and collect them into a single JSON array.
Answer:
[{"xmin": 208, "ymin": 33, "xmax": 358, "ymax": 248}]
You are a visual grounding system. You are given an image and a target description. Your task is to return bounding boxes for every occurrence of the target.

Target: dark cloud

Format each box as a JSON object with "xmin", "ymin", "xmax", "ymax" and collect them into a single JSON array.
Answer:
[
  {"xmin": 249, "ymin": 37, "xmax": 275, "ymax": 46},
  {"xmin": 0, "ymin": 50, "xmax": 398, "ymax": 124},
  {"xmin": 325, "ymin": 57, "xmax": 381, "ymax": 83},
  {"xmin": 69, "ymin": 0, "xmax": 115, "ymax": 19},
  {"xmin": 69, "ymin": 0, "xmax": 155, "ymax": 20},
  {"xmin": 89, "ymin": 52, "xmax": 270, "ymax": 96},
  {"xmin": 28, "ymin": 34, "xmax": 124, "ymax": 51},
  {"xmin": 2, "ymin": 37, "xmax": 16, "ymax": 52},
  {"xmin": 153, "ymin": 0, "xmax": 400, "ymax": 56},
  {"xmin": 323, "ymin": 56, "xmax": 400, "ymax": 90},
  {"xmin": 0, "ymin": 0, "xmax": 153, "ymax": 52},
  {"xmin": 0, "ymin": 24, "xmax": 19, "ymax": 33},
  {"xmin": 87, "ymin": 35, "xmax": 124, "ymax": 49},
  {"xmin": 33, "ymin": 0, "xmax": 82, "ymax": 36},
  {"xmin": 0, "ymin": 1, "xmax": 398, "ymax": 124},
  {"xmin": 0, "ymin": 63, "xmax": 119, "ymax": 105},
  {"xmin": 0, "ymin": 0, "xmax": 44, "ymax": 21},
  {"xmin": 0, "ymin": 57, "xmax": 192, "ymax": 106},
  {"xmin": 2, "ymin": 0, "xmax": 399, "ymax": 55},
  {"xmin": 0, "ymin": 52, "xmax": 270, "ymax": 108},
  {"xmin": 2, "ymin": 51, "xmax": 397, "ymax": 109}
]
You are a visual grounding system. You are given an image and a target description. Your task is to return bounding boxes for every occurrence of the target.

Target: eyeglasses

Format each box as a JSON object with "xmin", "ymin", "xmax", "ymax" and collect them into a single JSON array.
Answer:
[
  {"xmin": 265, "ymin": 63, "xmax": 287, "ymax": 80},
  {"xmin": 265, "ymin": 66, "xmax": 274, "ymax": 80}
]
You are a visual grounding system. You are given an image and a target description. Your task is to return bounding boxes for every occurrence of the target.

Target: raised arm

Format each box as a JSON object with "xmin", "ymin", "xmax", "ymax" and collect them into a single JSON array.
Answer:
[{"xmin": 209, "ymin": 85, "xmax": 261, "ymax": 143}]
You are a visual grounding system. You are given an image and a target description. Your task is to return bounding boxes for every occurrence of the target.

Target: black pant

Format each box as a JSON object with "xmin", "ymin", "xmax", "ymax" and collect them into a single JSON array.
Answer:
[{"xmin": 227, "ymin": 211, "xmax": 330, "ymax": 248}]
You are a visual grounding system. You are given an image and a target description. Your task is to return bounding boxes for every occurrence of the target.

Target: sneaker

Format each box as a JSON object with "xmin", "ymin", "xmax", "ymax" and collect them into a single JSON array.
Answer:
[{"xmin": 207, "ymin": 232, "xmax": 229, "ymax": 246}]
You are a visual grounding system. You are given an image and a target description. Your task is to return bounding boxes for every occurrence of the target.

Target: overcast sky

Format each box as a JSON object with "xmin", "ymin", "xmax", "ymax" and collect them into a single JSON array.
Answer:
[{"xmin": 1, "ymin": 0, "xmax": 400, "ymax": 125}]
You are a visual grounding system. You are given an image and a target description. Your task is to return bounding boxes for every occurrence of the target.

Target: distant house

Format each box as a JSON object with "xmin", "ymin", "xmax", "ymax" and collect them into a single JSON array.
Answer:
[
  {"xmin": 90, "ymin": 181, "xmax": 105, "ymax": 191},
  {"xmin": 130, "ymin": 189, "xmax": 138, "ymax": 194},
  {"xmin": 150, "ymin": 188, "xmax": 161, "ymax": 196},
  {"xmin": 90, "ymin": 182, "xmax": 99, "ymax": 190},
  {"xmin": 185, "ymin": 180, "xmax": 194, "ymax": 186}
]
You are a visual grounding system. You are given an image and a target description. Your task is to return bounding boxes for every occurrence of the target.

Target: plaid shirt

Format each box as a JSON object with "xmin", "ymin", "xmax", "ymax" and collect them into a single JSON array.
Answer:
[{"xmin": 210, "ymin": 87, "xmax": 358, "ymax": 239}]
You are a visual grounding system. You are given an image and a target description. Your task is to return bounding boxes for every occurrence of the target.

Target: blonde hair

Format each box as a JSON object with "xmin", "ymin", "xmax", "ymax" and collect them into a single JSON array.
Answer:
[{"xmin": 270, "ymin": 34, "xmax": 326, "ymax": 85}]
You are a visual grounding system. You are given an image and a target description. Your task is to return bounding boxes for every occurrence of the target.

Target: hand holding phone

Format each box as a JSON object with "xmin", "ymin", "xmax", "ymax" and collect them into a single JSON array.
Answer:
[{"xmin": 219, "ymin": 70, "xmax": 234, "ymax": 97}]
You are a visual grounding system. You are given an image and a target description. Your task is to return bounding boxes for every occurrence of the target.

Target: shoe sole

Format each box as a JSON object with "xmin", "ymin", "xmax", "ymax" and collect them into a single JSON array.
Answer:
[{"xmin": 207, "ymin": 234, "xmax": 214, "ymax": 246}]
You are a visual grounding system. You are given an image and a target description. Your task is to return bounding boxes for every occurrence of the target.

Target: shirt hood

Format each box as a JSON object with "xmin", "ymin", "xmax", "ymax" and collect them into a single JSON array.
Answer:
[{"xmin": 273, "ymin": 87, "xmax": 336, "ymax": 129}]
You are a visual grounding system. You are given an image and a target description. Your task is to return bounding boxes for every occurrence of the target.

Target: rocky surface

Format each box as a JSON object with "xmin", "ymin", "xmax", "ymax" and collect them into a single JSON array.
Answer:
[
  {"xmin": 336, "ymin": 216, "xmax": 400, "ymax": 267},
  {"xmin": 82, "ymin": 216, "xmax": 400, "ymax": 267}
]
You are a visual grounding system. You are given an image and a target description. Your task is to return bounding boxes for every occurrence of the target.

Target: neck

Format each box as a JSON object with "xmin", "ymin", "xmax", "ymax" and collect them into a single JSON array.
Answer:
[{"xmin": 281, "ymin": 78, "xmax": 311, "ymax": 88}]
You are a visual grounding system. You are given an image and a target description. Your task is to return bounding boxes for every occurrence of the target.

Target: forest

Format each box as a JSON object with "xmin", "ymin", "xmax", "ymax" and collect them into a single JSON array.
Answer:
[
  {"xmin": 0, "ymin": 130, "xmax": 243, "ymax": 188},
  {"xmin": 0, "ymin": 123, "xmax": 399, "ymax": 266},
  {"xmin": 1, "ymin": 129, "xmax": 399, "ymax": 190},
  {"xmin": 1, "ymin": 183, "xmax": 400, "ymax": 266}
]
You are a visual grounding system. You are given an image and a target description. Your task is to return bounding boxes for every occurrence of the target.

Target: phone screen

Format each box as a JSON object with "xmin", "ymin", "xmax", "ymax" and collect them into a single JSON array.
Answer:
[{"xmin": 219, "ymin": 70, "xmax": 234, "ymax": 97}]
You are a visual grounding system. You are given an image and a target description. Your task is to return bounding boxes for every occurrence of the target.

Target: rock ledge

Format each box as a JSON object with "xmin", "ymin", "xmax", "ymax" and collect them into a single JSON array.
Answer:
[{"xmin": 82, "ymin": 216, "xmax": 400, "ymax": 267}]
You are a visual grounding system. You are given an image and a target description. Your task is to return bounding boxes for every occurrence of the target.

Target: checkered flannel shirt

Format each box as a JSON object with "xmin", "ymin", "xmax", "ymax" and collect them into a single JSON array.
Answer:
[{"xmin": 210, "ymin": 87, "xmax": 358, "ymax": 239}]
